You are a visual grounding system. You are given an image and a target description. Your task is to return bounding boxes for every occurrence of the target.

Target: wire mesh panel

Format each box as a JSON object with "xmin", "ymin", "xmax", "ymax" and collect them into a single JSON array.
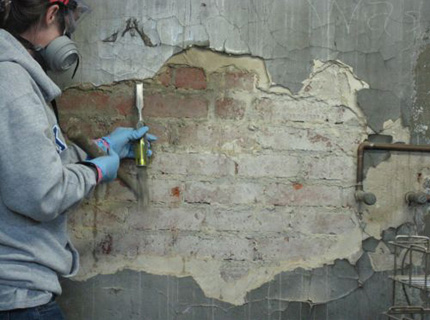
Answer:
[{"xmin": 384, "ymin": 236, "xmax": 430, "ymax": 320}]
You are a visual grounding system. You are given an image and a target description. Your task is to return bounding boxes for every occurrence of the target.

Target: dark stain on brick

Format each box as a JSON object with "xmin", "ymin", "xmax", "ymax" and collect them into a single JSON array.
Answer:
[
  {"xmin": 171, "ymin": 187, "xmax": 181, "ymax": 198},
  {"xmin": 99, "ymin": 234, "xmax": 113, "ymax": 255}
]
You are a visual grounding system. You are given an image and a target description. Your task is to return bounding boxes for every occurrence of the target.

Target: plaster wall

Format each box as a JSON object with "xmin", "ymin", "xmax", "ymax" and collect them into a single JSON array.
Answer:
[
  {"xmin": 58, "ymin": 0, "xmax": 430, "ymax": 138},
  {"xmin": 55, "ymin": 0, "xmax": 430, "ymax": 319}
]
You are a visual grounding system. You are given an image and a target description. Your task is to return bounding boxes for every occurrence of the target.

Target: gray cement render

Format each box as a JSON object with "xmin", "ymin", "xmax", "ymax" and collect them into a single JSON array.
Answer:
[
  {"xmin": 413, "ymin": 45, "xmax": 430, "ymax": 143},
  {"xmin": 58, "ymin": 221, "xmax": 422, "ymax": 319},
  {"xmin": 58, "ymin": 222, "xmax": 425, "ymax": 319},
  {"xmin": 57, "ymin": 255, "xmax": 391, "ymax": 320}
]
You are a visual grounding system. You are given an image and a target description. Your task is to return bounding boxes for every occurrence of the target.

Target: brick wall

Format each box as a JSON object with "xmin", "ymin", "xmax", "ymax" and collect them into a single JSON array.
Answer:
[{"xmin": 59, "ymin": 51, "xmax": 368, "ymax": 304}]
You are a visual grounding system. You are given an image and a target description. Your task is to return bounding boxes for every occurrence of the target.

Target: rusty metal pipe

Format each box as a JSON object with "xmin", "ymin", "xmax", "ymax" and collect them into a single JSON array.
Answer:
[{"xmin": 356, "ymin": 141, "xmax": 430, "ymax": 204}]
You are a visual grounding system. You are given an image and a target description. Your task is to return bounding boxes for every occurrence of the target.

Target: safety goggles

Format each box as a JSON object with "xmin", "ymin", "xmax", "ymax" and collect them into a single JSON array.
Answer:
[{"xmin": 49, "ymin": 0, "xmax": 91, "ymax": 34}]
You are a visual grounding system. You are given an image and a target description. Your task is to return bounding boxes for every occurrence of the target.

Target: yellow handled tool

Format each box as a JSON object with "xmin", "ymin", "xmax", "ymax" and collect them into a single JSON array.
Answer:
[{"xmin": 135, "ymin": 83, "xmax": 148, "ymax": 167}]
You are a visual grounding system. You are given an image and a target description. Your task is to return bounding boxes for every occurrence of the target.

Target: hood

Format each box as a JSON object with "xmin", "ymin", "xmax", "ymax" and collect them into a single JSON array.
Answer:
[{"xmin": 0, "ymin": 29, "xmax": 61, "ymax": 102}]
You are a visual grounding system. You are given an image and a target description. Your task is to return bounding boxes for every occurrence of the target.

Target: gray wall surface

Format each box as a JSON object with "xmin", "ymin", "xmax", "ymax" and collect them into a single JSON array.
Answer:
[
  {"xmin": 62, "ymin": 0, "xmax": 430, "ymax": 139},
  {"xmin": 56, "ymin": 0, "xmax": 430, "ymax": 319}
]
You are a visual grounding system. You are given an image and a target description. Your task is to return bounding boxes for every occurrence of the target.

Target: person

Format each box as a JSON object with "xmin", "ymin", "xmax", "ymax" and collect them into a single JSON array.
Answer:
[{"xmin": 0, "ymin": 0, "xmax": 156, "ymax": 318}]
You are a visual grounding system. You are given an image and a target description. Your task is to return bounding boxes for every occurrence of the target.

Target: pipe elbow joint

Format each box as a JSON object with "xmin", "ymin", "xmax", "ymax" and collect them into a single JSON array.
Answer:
[{"xmin": 355, "ymin": 191, "xmax": 377, "ymax": 205}]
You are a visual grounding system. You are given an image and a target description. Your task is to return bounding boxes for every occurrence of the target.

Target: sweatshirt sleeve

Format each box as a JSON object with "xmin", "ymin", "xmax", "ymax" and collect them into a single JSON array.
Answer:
[
  {"xmin": 0, "ymin": 92, "xmax": 97, "ymax": 222},
  {"xmin": 61, "ymin": 143, "xmax": 89, "ymax": 164}
]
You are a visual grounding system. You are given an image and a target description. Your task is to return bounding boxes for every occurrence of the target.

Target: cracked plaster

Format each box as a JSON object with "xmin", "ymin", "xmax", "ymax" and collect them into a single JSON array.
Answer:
[
  {"xmin": 52, "ymin": 0, "xmax": 430, "ymax": 315},
  {"xmin": 53, "ymin": 0, "xmax": 430, "ymax": 139},
  {"xmin": 363, "ymin": 153, "xmax": 430, "ymax": 239},
  {"xmin": 66, "ymin": 50, "xmax": 369, "ymax": 306}
]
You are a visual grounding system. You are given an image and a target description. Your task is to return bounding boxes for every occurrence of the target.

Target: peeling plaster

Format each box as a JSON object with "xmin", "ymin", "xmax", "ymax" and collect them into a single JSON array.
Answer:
[
  {"xmin": 165, "ymin": 47, "xmax": 272, "ymax": 90},
  {"xmin": 66, "ymin": 49, "xmax": 370, "ymax": 305},
  {"xmin": 51, "ymin": 0, "xmax": 430, "ymax": 142},
  {"xmin": 381, "ymin": 119, "xmax": 411, "ymax": 144},
  {"xmin": 363, "ymin": 154, "xmax": 430, "ymax": 239},
  {"xmin": 50, "ymin": 0, "xmax": 430, "ymax": 315},
  {"xmin": 368, "ymin": 242, "xmax": 393, "ymax": 272}
]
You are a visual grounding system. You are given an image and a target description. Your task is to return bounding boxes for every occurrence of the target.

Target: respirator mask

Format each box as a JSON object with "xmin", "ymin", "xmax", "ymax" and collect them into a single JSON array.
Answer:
[{"xmin": 34, "ymin": 0, "xmax": 91, "ymax": 75}]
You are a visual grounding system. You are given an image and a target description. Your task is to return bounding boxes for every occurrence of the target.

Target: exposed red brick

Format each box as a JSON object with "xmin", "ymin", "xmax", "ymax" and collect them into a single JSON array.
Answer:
[
  {"xmin": 149, "ymin": 180, "xmax": 183, "ymax": 205},
  {"xmin": 156, "ymin": 66, "xmax": 173, "ymax": 87},
  {"xmin": 225, "ymin": 71, "xmax": 255, "ymax": 92},
  {"xmin": 171, "ymin": 187, "xmax": 181, "ymax": 198},
  {"xmin": 174, "ymin": 66, "xmax": 207, "ymax": 90},
  {"xmin": 113, "ymin": 96, "xmax": 134, "ymax": 116},
  {"xmin": 143, "ymin": 121, "xmax": 169, "ymax": 145},
  {"xmin": 175, "ymin": 123, "xmax": 258, "ymax": 152},
  {"xmin": 265, "ymin": 183, "xmax": 342, "ymax": 207},
  {"xmin": 174, "ymin": 123, "xmax": 219, "ymax": 149},
  {"xmin": 144, "ymin": 93, "xmax": 208, "ymax": 119},
  {"xmin": 60, "ymin": 90, "xmax": 110, "ymax": 113},
  {"xmin": 293, "ymin": 183, "xmax": 304, "ymax": 190},
  {"xmin": 215, "ymin": 98, "xmax": 246, "ymax": 120}
]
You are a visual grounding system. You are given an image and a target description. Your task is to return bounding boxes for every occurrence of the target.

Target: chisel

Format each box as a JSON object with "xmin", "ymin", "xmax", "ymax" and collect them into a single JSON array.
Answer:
[{"xmin": 135, "ymin": 83, "xmax": 148, "ymax": 167}]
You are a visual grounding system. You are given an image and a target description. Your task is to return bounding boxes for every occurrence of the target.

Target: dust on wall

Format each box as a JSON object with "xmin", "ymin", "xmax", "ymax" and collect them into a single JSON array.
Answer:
[{"xmin": 59, "ymin": 48, "xmax": 375, "ymax": 305}]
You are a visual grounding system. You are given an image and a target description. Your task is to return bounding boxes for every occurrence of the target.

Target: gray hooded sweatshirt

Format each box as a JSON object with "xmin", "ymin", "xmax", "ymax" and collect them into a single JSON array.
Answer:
[{"xmin": 0, "ymin": 29, "xmax": 97, "ymax": 310}]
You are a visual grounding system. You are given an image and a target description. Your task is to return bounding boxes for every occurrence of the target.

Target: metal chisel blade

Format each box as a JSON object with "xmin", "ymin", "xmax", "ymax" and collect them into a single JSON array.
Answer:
[{"xmin": 135, "ymin": 83, "xmax": 144, "ymax": 127}]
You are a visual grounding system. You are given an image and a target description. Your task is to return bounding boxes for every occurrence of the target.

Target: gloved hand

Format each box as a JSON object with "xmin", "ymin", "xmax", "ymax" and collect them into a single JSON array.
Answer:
[
  {"xmin": 86, "ymin": 151, "xmax": 120, "ymax": 183},
  {"xmin": 95, "ymin": 127, "xmax": 157, "ymax": 159}
]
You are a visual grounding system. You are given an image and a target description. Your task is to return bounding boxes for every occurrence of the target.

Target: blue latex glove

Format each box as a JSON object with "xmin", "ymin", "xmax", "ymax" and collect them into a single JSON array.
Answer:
[
  {"xmin": 86, "ymin": 151, "xmax": 120, "ymax": 183},
  {"xmin": 96, "ymin": 127, "xmax": 157, "ymax": 159}
]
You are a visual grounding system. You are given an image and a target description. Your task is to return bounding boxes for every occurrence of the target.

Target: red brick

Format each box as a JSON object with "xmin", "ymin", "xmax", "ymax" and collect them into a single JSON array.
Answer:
[
  {"xmin": 264, "ymin": 183, "xmax": 342, "ymax": 207},
  {"xmin": 144, "ymin": 93, "xmax": 209, "ymax": 118},
  {"xmin": 142, "ymin": 121, "xmax": 169, "ymax": 145},
  {"xmin": 172, "ymin": 234, "xmax": 253, "ymax": 260},
  {"xmin": 174, "ymin": 66, "xmax": 207, "ymax": 90},
  {"xmin": 175, "ymin": 123, "xmax": 219, "ymax": 150},
  {"xmin": 175, "ymin": 123, "xmax": 259, "ymax": 152},
  {"xmin": 60, "ymin": 90, "xmax": 110, "ymax": 113},
  {"xmin": 149, "ymin": 180, "xmax": 184, "ymax": 205},
  {"xmin": 215, "ymin": 98, "xmax": 246, "ymax": 120},
  {"xmin": 151, "ymin": 153, "xmax": 235, "ymax": 176},
  {"xmin": 235, "ymin": 154, "xmax": 301, "ymax": 178},
  {"xmin": 185, "ymin": 181, "xmax": 264, "ymax": 205},
  {"xmin": 225, "ymin": 71, "xmax": 255, "ymax": 92},
  {"xmin": 112, "ymin": 95, "xmax": 134, "ymax": 116},
  {"xmin": 290, "ymin": 208, "xmax": 358, "ymax": 235},
  {"xmin": 156, "ymin": 66, "xmax": 173, "ymax": 87},
  {"xmin": 127, "ymin": 207, "xmax": 206, "ymax": 231}
]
